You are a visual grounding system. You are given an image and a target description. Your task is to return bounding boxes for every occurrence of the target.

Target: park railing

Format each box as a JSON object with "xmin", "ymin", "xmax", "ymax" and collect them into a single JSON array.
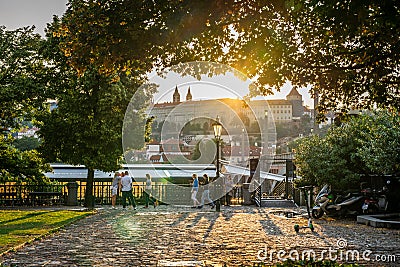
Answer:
[
  {"xmin": 0, "ymin": 183, "xmax": 67, "ymax": 206},
  {"xmin": 0, "ymin": 182, "xmax": 244, "ymax": 207}
]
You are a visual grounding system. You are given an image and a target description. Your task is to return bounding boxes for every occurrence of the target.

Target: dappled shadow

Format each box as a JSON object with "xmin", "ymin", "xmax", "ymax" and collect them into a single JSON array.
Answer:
[
  {"xmin": 169, "ymin": 212, "xmax": 190, "ymax": 227},
  {"xmin": 170, "ymin": 211, "xmax": 220, "ymax": 241},
  {"xmin": 0, "ymin": 211, "xmax": 52, "ymax": 225},
  {"xmin": 202, "ymin": 215, "xmax": 218, "ymax": 241},
  {"xmin": 257, "ymin": 209, "xmax": 283, "ymax": 236},
  {"xmin": 0, "ymin": 221, "xmax": 47, "ymax": 250},
  {"xmin": 186, "ymin": 212, "xmax": 218, "ymax": 229},
  {"xmin": 222, "ymin": 210, "xmax": 234, "ymax": 221}
]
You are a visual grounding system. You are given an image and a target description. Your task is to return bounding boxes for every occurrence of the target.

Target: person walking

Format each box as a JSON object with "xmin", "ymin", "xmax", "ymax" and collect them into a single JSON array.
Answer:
[
  {"xmin": 120, "ymin": 170, "xmax": 136, "ymax": 210},
  {"xmin": 224, "ymin": 175, "xmax": 234, "ymax": 206},
  {"xmin": 144, "ymin": 173, "xmax": 156, "ymax": 208},
  {"xmin": 191, "ymin": 174, "xmax": 201, "ymax": 208},
  {"xmin": 111, "ymin": 172, "xmax": 121, "ymax": 209},
  {"xmin": 199, "ymin": 174, "xmax": 215, "ymax": 209}
]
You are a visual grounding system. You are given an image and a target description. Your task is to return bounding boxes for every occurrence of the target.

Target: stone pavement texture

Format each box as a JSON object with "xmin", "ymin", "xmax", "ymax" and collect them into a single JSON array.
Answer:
[{"xmin": 1, "ymin": 205, "xmax": 399, "ymax": 267}]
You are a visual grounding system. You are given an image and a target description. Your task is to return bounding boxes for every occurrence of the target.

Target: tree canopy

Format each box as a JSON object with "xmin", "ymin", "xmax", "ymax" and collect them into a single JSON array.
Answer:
[
  {"xmin": 2, "ymin": 0, "xmax": 399, "ymax": 193},
  {"xmin": 12, "ymin": 136, "xmax": 41, "ymax": 152},
  {"xmin": 294, "ymin": 110, "xmax": 400, "ymax": 191},
  {"xmin": 0, "ymin": 26, "xmax": 51, "ymax": 129},
  {"xmin": 0, "ymin": 26, "xmax": 53, "ymax": 184},
  {"xmin": 56, "ymin": 0, "xmax": 233, "ymax": 75},
  {"xmin": 56, "ymin": 0, "xmax": 400, "ymax": 117},
  {"xmin": 356, "ymin": 110, "xmax": 400, "ymax": 175},
  {"xmin": 226, "ymin": 0, "xmax": 400, "ymax": 117},
  {"xmin": 0, "ymin": 137, "xmax": 51, "ymax": 184},
  {"xmin": 38, "ymin": 18, "xmax": 153, "ymax": 206}
]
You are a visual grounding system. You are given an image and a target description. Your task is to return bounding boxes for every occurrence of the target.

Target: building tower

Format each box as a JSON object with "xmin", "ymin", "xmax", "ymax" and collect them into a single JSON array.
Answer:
[
  {"xmin": 173, "ymin": 85, "xmax": 180, "ymax": 103},
  {"xmin": 186, "ymin": 87, "xmax": 192, "ymax": 101},
  {"xmin": 286, "ymin": 88, "xmax": 303, "ymax": 119}
]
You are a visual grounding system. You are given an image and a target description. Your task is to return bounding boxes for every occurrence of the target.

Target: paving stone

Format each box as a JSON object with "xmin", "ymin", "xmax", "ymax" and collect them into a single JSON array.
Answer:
[{"xmin": 1, "ymin": 206, "xmax": 399, "ymax": 266}]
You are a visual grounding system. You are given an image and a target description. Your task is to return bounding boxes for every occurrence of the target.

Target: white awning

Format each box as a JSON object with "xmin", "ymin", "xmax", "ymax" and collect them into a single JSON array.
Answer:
[
  {"xmin": 222, "ymin": 164, "xmax": 285, "ymax": 182},
  {"xmin": 45, "ymin": 164, "xmax": 216, "ymax": 180}
]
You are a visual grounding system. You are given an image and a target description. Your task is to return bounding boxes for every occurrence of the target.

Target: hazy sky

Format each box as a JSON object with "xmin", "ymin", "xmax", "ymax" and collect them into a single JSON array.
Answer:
[
  {"xmin": 0, "ymin": 0, "xmax": 313, "ymax": 107},
  {"xmin": 0, "ymin": 0, "xmax": 67, "ymax": 36}
]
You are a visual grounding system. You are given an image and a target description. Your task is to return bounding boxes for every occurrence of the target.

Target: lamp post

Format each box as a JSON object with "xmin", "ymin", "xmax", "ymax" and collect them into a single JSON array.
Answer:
[
  {"xmin": 212, "ymin": 116, "xmax": 222, "ymax": 212},
  {"xmin": 264, "ymin": 110, "xmax": 268, "ymax": 155},
  {"xmin": 241, "ymin": 128, "xmax": 245, "ymax": 165},
  {"xmin": 261, "ymin": 109, "xmax": 269, "ymax": 202}
]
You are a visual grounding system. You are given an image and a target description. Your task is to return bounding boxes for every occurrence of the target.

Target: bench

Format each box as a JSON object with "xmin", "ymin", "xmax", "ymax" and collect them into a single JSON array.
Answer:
[
  {"xmin": 28, "ymin": 192, "xmax": 64, "ymax": 206},
  {"xmin": 0, "ymin": 192, "xmax": 19, "ymax": 206}
]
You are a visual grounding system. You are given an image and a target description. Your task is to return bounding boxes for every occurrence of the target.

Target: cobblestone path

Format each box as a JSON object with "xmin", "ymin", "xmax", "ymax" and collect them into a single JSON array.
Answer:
[{"xmin": 1, "ymin": 206, "xmax": 399, "ymax": 266}]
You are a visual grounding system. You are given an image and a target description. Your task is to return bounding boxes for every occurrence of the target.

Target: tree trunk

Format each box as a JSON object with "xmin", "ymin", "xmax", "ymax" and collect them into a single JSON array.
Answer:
[
  {"xmin": 84, "ymin": 167, "xmax": 95, "ymax": 208},
  {"xmin": 313, "ymin": 90, "xmax": 319, "ymax": 134}
]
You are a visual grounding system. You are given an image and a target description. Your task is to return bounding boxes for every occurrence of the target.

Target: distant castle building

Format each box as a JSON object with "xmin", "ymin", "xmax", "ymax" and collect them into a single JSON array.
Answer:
[
  {"xmin": 286, "ymin": 88, "xmax": 303, "ymax": 119},
  {"xmin": 173, "ymin": 86, "xmax": 180, "ymax": 103},
  {"xmin": 149, "ymin": 86, "xmax": 306, "ymax": 130},
  {"xmin": 186, "ymin": 87, "xmax": 192, "ymax": 101}
]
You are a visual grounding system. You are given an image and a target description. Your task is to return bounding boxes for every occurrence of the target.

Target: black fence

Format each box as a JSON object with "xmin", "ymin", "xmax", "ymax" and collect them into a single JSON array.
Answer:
[
  {"xmin": 0, "ymin": 183, "xmax": 66, "ymax": 206},
  {"xmin": 0, "ymin": 182, "xmax": 244, "ymax": 207}
]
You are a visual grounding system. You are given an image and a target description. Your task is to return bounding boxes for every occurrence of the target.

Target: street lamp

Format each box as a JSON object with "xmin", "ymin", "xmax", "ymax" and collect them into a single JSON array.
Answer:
[
  {"xmin": 212, "ymin": 116, "xmax": 222, "ymax": 212},
  {"xmin": 241, "ymin": 128, "xmax": 245, "ymax": 165},
  {"xmin": 264, "ymin": 110, "xmax": 268, "ymax": 155},
  {"xmin": 260, "ymin": 109, "xmax": 269, "ymax": 202}
]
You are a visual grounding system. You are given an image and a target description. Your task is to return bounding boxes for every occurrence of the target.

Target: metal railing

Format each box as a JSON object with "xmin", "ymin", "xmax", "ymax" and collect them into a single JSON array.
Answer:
[
  {"xmin": 254, "ymin": 186, "xmax": 262, "ymax": 207},
  {"xmin": 0, "ymin": 183, "xmax": 67, "ymax": 206},
  {"xmin": 0, "ymin": 182, "xmax": 244, "ymax": 207}
]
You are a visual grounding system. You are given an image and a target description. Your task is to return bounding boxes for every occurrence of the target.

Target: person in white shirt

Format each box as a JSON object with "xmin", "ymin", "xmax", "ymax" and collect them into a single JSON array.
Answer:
[
  {"xmin": 191, "ymin": 174, "xmax": 201, "ymax": 208},
  {"xmin": 111, "ymin": 172, "xmax": 121, "ymax": 209},
  {"xmin": 119, "ymin": 170, "xmax": 136, "ymax": 209},
  {"xmin": 199, "ymin": 174, "xmax": 215, "ymax": 209},
  {"xmin": 144, "ymin": 173, "xmax": 156, "ymax": 208},
  {"xmin": 224, "ymin": 175, "xmax": 234, "ymax": 206}
]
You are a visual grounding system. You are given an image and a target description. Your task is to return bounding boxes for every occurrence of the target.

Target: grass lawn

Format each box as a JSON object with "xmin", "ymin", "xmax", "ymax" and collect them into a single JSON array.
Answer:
[{"xmin": 0, "ymin": 209, "xmax": 93, "ymax": 254}]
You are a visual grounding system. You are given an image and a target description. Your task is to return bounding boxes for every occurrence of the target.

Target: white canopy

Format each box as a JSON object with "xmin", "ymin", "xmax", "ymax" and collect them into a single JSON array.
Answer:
[
  {"xmin": 45, "ymin": 164, "xmax": 216, "ymax": 180},
  {"xmin": 222, "ymin": 164, "xmax": 286, "ymax": 182}
]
